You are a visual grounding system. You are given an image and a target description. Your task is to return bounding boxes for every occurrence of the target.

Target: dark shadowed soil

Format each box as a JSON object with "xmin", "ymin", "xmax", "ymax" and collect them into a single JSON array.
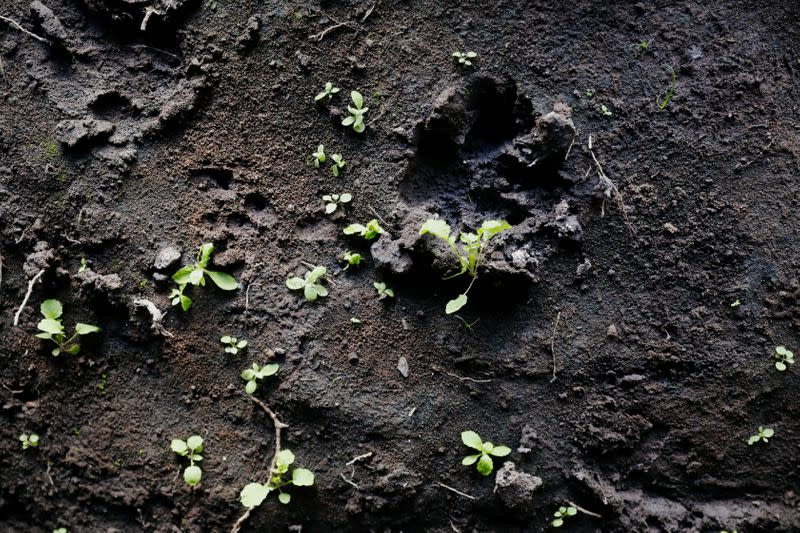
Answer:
[{"xmin": 1, "ymin": 0, "xmax": 799, "ymax": 531}]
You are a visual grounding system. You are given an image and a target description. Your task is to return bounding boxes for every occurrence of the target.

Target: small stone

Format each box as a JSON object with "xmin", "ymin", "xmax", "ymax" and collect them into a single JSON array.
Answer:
[
  {"xmin": 55, "ymin": 118, "xmax": 114, "ymax": 150},
  {"xmin": 153, "ymin": 245, "xmax": 180, "ymax": 270},
  {"xmin": 30, "ymin": 0, "xmax": 68, "ymax": 43},
  {"xmin": 607, "ymin": 324, "xmax": 619, "ymax": 337},
  {"xmin": 663, "ymin": 222, "xmax": 678, "ymax": 234},
  {"xmin": 397, "ymin": 357, "xmax": 409, "ymax": 378},
  {"xmin": 495, "ymin": 461, "xmax": 543, "ymax": 512}
]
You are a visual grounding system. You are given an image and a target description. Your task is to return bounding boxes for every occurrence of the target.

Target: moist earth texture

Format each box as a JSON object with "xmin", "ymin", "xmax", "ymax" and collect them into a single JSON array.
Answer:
[{"xmin": 1, "ymin": 1, "xmax": 799, "ymax": 532}]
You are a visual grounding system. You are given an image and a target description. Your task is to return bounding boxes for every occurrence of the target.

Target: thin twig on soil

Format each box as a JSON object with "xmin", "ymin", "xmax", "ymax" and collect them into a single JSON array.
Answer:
[
  {"xmin": 361, "ymin": 2, "xmax": 379, "ymax": 23},
  {"xmin": 367, "ymin": 204, "xmax": 392, "ymax": 230},
  {"xmin": 588, "ymin": 134, "xmax": 635, "ymax": 235},
  {"xmin": 549, "ymin": 311, "xmax": 562, "ymax": 383},
  {"xmin": 339, "ymin": 471, "xmax": 359, "ymax": 490},
  {"xmin": 436, "ymin": 481, "xmax": 476, "ymax": 500},
  {"xmin": 734, "ymin": 136, "xmax": 777, "ymax": 171},
  {"xmin": 244, "ymin": 283, "xmax": 261, "ymax": 311},
  {"xmin": 346, "ymin": 452, "xmax": 373, "ymax": 465},
  {"xmin": 431, "ymin": 364, "xmax": 493, "ymax": 384},
  {"xmin": 45, "ymin": 462, "xmax": 55, "ymax": 487},
  {"xmin": 1, "ymin": 382, "xmax": 24, "ymax": 394},
  {"xmin": 13, "ymin": 268, "xmax": 45, "ymax": 326},
  {"xmin": 0, "ymin": 15, "xmax": 48, "ymax": 43},
  {"xmin": 230, "ymin": 396, "xmax": 288, "ymax": 533},
  {"xmin": 130, "ymin": 44, "xmax": 182, "ymax": 61},
  {"xmin": 0, "ymin": 253, "xmax": 3, "ymax": 287},
  {"xmin": 309, "ymin": 15, "xmax": 358, "ymax": 41},
  {"xmin": 568, "ymin": 500, "xmax": 602, "ymax": 518},
  {"xmin": 564, "ymin": 133, "xmax": 577, "ymax": 161}
]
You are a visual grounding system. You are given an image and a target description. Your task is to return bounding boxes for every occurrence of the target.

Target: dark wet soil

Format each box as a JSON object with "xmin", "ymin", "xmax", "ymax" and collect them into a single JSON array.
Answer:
[{"xmin": 1, "ymin": 1, "xmax": 799, "ymax": 532}]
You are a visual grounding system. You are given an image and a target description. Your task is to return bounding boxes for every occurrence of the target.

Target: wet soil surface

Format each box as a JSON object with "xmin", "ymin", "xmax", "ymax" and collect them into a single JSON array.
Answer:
[{"xmin": 1, "ymin": 0, "xmax": 799, "ymax": 531}]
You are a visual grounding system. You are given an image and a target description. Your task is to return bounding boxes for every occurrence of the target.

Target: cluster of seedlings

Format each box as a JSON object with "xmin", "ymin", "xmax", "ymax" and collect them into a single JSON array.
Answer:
[{"xmin": 11, "ymin": 42, "xmax": 780, "ymax": 532}]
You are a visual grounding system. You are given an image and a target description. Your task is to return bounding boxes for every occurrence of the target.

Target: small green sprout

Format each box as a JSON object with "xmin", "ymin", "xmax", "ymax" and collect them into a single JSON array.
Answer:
[
  {"xmin": 53, "ymin": 528, "xmax": 67, "ymax": 533},
  {"xmin": 731, "ymin": 299, "xmax": 741, "ymax": 307},
  {"xmin": 343, "ymin": 219, "xmax": 385, "ymax": 240},
  {"xmin": 221, "ymin": 335, "xmax": 248, "ymax": 355},
  {"xmin": 171, "ymin": 243, "xmax": 239, "ymax": 311},
  {"xmin": 330, "ymin": 153, "xmax": 345, "ymax": 176},
  {"xmin": 774, "ymin": 346, "xmax": 794, "ymax": 371},
  {"xmin": 241, "ymin": 362, "xmax": 279, "ymax": 394},
  {"xmin": 452, "ymin": 51, "xmax": 477, "ymax": 66},
  {"xmin": 374, "ymin": 282, "xmax": 394, "ymax": 300},
  {"xmin": 342, "ymin": 251, "xmax": 362, "ymax": 269},
  {"xmin": 552, "ymin": 505, "xmax": 578, "ymax": 527},
  {"xmin": 97, "ymin": 373, "xmax": 108, "ymax": 395},
  {"xmin": 657, "ymin": 65, "xmax": 677, "ymax": 112},
  {"xmin": 78, "ymin": 257, "xmax": 88, "ymax": 273},
  {"xmin": 634, "ymin": 39, "xmax": 652, "ymax": 54},
  {"xmin": 419, "ymin": 218, "xmax": 511, "ymax": 314},
  {"xmin": 20, "ymin": 433, "xmax": 39, "ymax": 449},
  {"xmin": 748, "ymin": 426, "xmax": 774, "ymax": 445},
  {"xmin": 171, "ymin": 435, "xmax": 204, "ymax": 486},
  {"xmin": 584, "ymin": 88, "xmax": 594, "ymax": 98},
  {"xmin": 323, "ymin": 193, "xmax": 352, "ymax": 214},
  {"xmin": 286, "ymin": 265, "xmax": 328, "ymax": 302},
  {"xmin": 460, "ymin": 430, "xmax": 511, "ymax": 476},
  {"xmin": 721, "ymin": 530, "xmax": 739, "ymax": 533},
  {"xmin": 35, "ymin": 299, "xmax": 100, "ymax": 356},
  {"xmin": 341, "ymin": 91, "xmax": 368, "ymax": 133},
  {"xmin": 240, "ymin": 449, "xmax": 315, "ymax": 508},
  {"xmin": 314, "ymin": 81, "xmax": 340, "ymax": 101},
  {"xmin": 599, "ymin": 104, "xmax": 613, "ymax": 116},
  {"xmin": 350, "ymin": 317, "xmax": 362, "ymax": 324},
  {"xmin": 311, "ymin": 145, "xmax": 326, "ymax": 167}
]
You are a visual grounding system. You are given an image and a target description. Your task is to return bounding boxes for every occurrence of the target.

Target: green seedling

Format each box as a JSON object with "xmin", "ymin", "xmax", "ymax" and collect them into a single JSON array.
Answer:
[
  {"xmin": 171, "ymin": 243, "xmax": 239, "ymax": 311},
  {"xmin": 748, "ymin": 426, "xmax": 774, "ymax": 445},
  {"xmin": 774, "ymin": 346, "xmax": 794, "ymax": 371},
  {"xmin": 731, "ymin": 299, "xmax": 741, "ymax": 307},
  {"xmin": 460, "ymin": 430, "xmax": 511, "ymax": 476},
  {"xmin": 344, "ymin": 219, "xmax": 385, "ymax": 240},
  {"xmin": 600, "ymin": 104, "xmax": 613, "ymax": 116},
  {"xmin": 552, "ymin": 505, "xmax": 578, "ymax": 527},
  {"xmin": 35, "ymin": 299, "xmax": 100, "ymax": 356},
  {"xmin": 452, "ymin": 51, "xmax": 477, "ymax": 66},
  {"xmin": 97, "ymin": 373, "xmax": 108, "ymax": 395},
  {"xmin": 419, "ymin": 218, "xmax": 511, "ymax": 314},
  {"xmin": 286, "ymin": 265, "xmax": 328, "ymax": 302},
  {"xmin": 323, "ymin": 193, "xmax": 352, "ymax": 214},
  {"xmin": 350, "ymin": 317, "xmax": 362, "ymax": 324},
  {"xmin": 634, "ymin": 39, "xmax": 652, "ymax": 54},
  {"xmin": 314, "ymin": 81, "xmax": 340, "ymax": 101},
  {"xmin": 53, "ymin": 528, "xmax": 67, "ymax": 533},
  {"xmin": 342, "ymin": 251, "xmax": 362, "ymax": 269},
  {"xmin": 657, "ymin": 65, "xmax": 677, "ymax": 112},
  {"xmin": 374, "ymin": 282, "xmax": 394, "ymax": 300},
  {"xmin": 311, "ymin": 145, "xmax": 326, "ymax": 167},
  {"xmin": 221, "ymin": 335, "xmax": 248, "ymax": 355},
  {"xmin": 20, "ymin": 433, "xmax": 39, "ymax": 449},
  {"xmin": 78, "ymin": 258, "xmax": 88, "ymax": 273},
  {"xmin": 331, "ymin": 153, "xmax": 345, "ymax": 176},
  {"xmin": 241, "ymin": 362, "xmax": 279, "ymax": 394},
  {"xmin": 240, "ymin": 449, "xmax": 315, "ymax": 508},
  {"xmin": 585, "ymin": 88, "xmax": 594, "ymax": 98},
  {"xmin": 171, "ymin": 435, "xmax": 204, "ymax": 486},
  {"xmin": 341, "ymin": 91, "xmax": 368, "ymax": 133}
]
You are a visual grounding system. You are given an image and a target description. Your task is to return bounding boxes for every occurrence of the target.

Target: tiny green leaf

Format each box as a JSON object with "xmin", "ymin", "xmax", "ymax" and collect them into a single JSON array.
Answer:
[
  {"xmin": 171, "ymin": 439, "xmax": 188, "ymax": 455},
  {"xmin": 40, "ymin": 299, "xmax": 63, "ymax": 320},
  {"xmin": 240, "ymin": 483, "xmax": 270, "ymax": 508},
  {"xmin": 75, "ymin": 323, "xmax": 100, "ymax": 335},
  {"xmin": 278, "ymin": 492, "xmax": 291, "ymax": 504},
  {"xmin": 461, "ymin": 430, "xmax": 483, "ymax": 450},
  {"xmin": 476, "ymin": 453, "xmax": 493, "ymax": 475},
  {"xmin": 291, "ymin": 467, "xmax": 315, "ymax": 486},
  {"xmin": 207, "ymin": 270, "xmax": 238, "ymax": 291},
  {"xmin": 445, "ymin": 294, "xmax": 468, "ymax": 315},
  {"xmin": 183, "ymin": 465, "xmax": 202, "ymax": 486}
]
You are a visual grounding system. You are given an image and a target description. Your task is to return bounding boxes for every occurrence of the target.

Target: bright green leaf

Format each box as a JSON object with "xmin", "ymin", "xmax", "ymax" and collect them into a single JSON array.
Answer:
[
  {"xmin": 446, "ymin": 294, "xmax": 468, "ymax": 314},
  {"xmin": 75, "ymin": 323, "xmax": 100, "ymax": 335},
  {"xmin": 240, "ymin": 483, "xmax": 270, "ymax": 508},
  {"xmin": 184, "ymin": 465, "xmax": 202, "ymax": 486},
  {"xmin": 419, "ymin": 219, "xmax": 451, "ymax": 240},
  {"xmin": 476, "ymin": 453, "xmax": 493, "ymax": 475},
  {"xmin": 461, "ymin": 430, "xmax": 483, "ymax": 450},
  {"xmin": 292, "ymin": 467, "xmax": 315, "ymax": 486},
  {"xmin": 207, "ymin": 270, "xmax": 238, "ymax": 290},
  {"xmin": 40, "ymin": 299, "xmax": 62, "ymax": 320}
]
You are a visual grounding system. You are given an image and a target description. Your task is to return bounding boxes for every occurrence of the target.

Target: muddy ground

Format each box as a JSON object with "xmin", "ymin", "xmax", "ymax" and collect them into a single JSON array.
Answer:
[{"xmin": 1, "ymin": 0, "xmax": 799, "ymax": 531}]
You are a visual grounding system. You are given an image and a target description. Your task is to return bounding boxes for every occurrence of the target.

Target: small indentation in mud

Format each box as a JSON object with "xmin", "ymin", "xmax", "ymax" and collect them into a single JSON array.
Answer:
[
  {"xmin": 227, "ymin": 213, "xmax": 253, "ymax": 230},
  {"xmin": 190, "ymin": 167, "xmax": 233, "ymax": 189},
  {"xmin": 244, "ymin": 191, "xmax": 268, "ymax": 211},
  {"xmin": 89, "ymin": 91, "xmax": 136, "ymax": 120}
]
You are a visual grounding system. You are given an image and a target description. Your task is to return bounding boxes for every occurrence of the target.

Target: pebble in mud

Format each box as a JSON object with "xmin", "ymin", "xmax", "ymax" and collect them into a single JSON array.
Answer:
[
  {"xmin": 494, "ymin": 461, "xmax": 543, "ymax": 513},
  {"xmin": 153, "ymin": 245, "xmax": 180, "ymax": 270}
]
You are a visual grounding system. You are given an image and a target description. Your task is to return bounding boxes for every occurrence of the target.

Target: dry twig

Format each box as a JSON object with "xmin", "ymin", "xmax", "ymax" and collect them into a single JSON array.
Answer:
[
  {"xmin": 13, "ymin": 268, "xmax": 45, "ymax": 326},
  {"xmin": 549, "ymin": 311, "xmax": 562, "ymax": 382},
  {"xmin": 230, "ymin": 396, "xmax": 288, "ymax": 533},
  {"xmin": 431, "ymin": 364, "xmax": 492, "ymax": 384},
  {"xmin": 568, "ymin": 500, "xmax": 603, "ymax": 518},
  {"xmin": 0, "ymin": 15, "xmax": 47, "ymax": 43},
  {"xmin": 436, "ymin": 481, "xmax": 475, "ymax": 500},
  {"xmin": 309, "ymin": 15, "xmax": 358, "ymax": 41},
  {"xmin": 588, "ymin": 134, "xmax": 635, "ymax": 235}
]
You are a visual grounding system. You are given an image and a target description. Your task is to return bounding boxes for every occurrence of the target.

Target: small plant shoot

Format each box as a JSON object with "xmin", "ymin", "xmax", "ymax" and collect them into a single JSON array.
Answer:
[
  {"xmin": 311, "ymin": 145, "xmax": 326, "ymax": 167},
  {"xmin": 221, "ymin": 335, "xmax": 248, "ymax": 355},
  {"xmin": 460, "ymin": 430, "xmax": 511, "ymax": 476},
  {"xmin": 240, "ymin": 449, "xmax": 315, "ymax": 508},
  {"xmin": 374, "ymin": 281, "xmax": 394, "ymax": 300},
  {"xmin": 419, "ymin": 218, "xmax": 511, "ymax": 314},
  {"xmin": 20, "ymin": 433, "xmax": 39, "ymax": 449},
  {"xmin": 171, "ymin": 243, "xmax": 238, "ymax": 311},
  {"xmin": 748, "ymin": 426, "xmax": 774, "ymax": 445},
  {"xmin": 341, "ymin": 91, "xmax": 368, "ymax": 133},
  {"xmin": 552, "ymin": 505, "xmax": 578, "ymax": 527},
  {"xmin": 241, "ymin": 362, "xmax": 279, "ymax": 394},
  {"xmin": 78, "ymin": 257, "xmax": 88, "ymax": 273},
  {"xmin": 323, "ymin": 193, "xmax": 352, "ymax": 214},
  {"xmin": 331, "ymin": 153, "xmax": 345, "ymax": 176},
  {"xmin": 657, "ymin": 65, "xmax": 677, "ymax": 112},
  {"xmin": 171, "ymin": 435, "xmax": 204, "ymax": 486},
  {"xmin": 600, "ymin": 104, "xmax": 613, "ymax": 116},
  {"xmin": 35, "ymin": 299, "xmax": 100, "ymax": 356},
  {"xmin": 343, "ymin": 219, "xmax": 385, "ymax": 240},
  {"xmin": 342, "ymin": 251, "xmax": 362, "ymax": 269},
  {"xmin": 314, "ymin": 81, "xmax": 340, "ymax": 101},
  {"xmin": 452, "ymin": 51, "xmax": 477, "ymax": 66},
  {"xmin": 286, "ymin": 266, "xmax": 329, "ymax": 302},
  {"xmin": 774, "ymin": 346, "xmax": 794, "ymax": 371}
]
